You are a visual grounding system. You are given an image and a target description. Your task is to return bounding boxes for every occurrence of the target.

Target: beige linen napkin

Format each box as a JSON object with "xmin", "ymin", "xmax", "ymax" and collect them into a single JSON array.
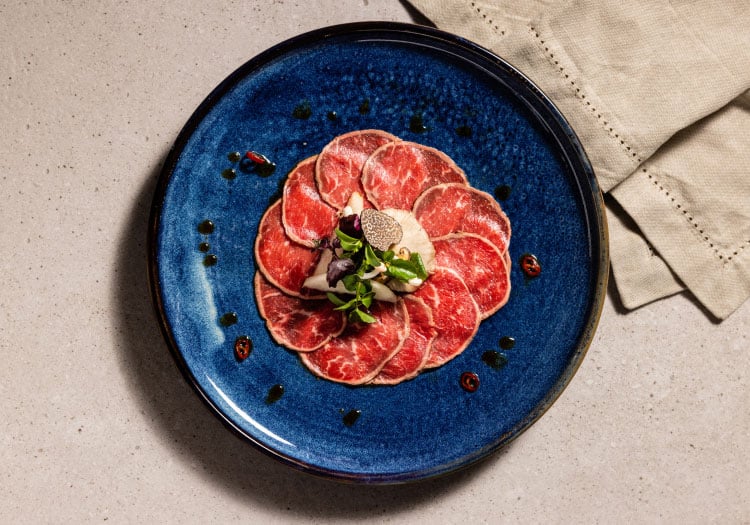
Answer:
[{"xmin": 406, "ymin": 0, "xmax": 750, "ymax": 319}]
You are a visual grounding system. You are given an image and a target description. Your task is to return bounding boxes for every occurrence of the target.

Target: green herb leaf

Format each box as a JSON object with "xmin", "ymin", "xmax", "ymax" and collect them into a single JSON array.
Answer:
[
  {"xmin": 326, "ymin": 292, "xmax": 347, "ymax": 306},
  {"xmin": 323, "ymin": 228, "xmax": 427, "ymax": 324},
  {"xmin": 386, "ymin": 266, "xmax": 417, "ymax": 282},
  {"xmin": 387, "ymin": 258, "xmax": 419, "ymax": 282},
  {"xmin": 360, "ymin": 292, "xmax": 374, "ymax": 309},
  {"xmin": 363, "ymin": 243, "xmax": 382, "ymax": 269},
  {"xmin": 341, "ymin": 273, "xmax": 359, "ymax": 292},
  {"xmin": 409, "ymin": 252, "xmax": 428, "ymax": 280},
  {"xmin": 358, "ymin": 279, "xmax": 372, "ymax": 294},
  {"xmin": 332, "ymin": 298, "xmax": 358, "ymax": 312},
  {"xmin": 335, "ymin": 228, "xmax": 363, "ymax": 253},
  {"xmin": 350, "ymin": 308, "xmax": 376, "ymax": 324}
]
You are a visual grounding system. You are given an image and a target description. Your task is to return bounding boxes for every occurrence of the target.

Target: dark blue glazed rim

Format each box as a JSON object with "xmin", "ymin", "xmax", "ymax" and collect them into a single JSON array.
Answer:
[{"xmin": 148, "ymin": 22, "xmax": 608, "ymax": 484}]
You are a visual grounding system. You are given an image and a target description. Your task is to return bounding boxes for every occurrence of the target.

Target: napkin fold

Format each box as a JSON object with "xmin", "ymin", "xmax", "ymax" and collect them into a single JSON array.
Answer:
[{"xmin": 406, "ymin": 0, "xmax": 750, "ymax": 319}]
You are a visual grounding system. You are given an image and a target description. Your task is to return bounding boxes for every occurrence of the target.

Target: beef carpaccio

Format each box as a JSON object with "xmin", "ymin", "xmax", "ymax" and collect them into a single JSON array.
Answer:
[{"xmin": 253, "ymin": 130, "xmax": 512, "ymax": 386}]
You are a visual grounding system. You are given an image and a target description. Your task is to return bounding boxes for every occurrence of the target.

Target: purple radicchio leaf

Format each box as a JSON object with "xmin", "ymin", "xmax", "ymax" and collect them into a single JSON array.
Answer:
[
  {"xmin": 317, "ymin": 236, "xmax": 341, "ymax": 252},
  {"xmin": 316, "ymin": 237, "xmax": 332, "ymax": 251},
  {"xmin": 338, "ymin": 214, "xmax": 362, "ymax": 239},
  {"xmin": 327, "ymin": 257, "xmax": 356, "ymax": 287}
]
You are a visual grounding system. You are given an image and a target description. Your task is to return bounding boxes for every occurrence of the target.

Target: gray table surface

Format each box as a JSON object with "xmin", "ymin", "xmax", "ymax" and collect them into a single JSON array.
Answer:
[{"xmin": 2, "ymin": 1, "xmax": 748, "ymax": 523}]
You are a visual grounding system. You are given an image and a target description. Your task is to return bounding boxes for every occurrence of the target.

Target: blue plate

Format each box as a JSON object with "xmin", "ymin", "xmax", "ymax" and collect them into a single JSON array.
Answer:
[{"xmin": 149, "ymin": 22, "xmax": 608, "ymax": 483}]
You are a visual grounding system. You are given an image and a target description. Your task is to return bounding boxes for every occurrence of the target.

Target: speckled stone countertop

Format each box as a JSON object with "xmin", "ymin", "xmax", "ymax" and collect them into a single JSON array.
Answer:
[{"xmin": 2, "ymin": 2, "xmax": 748, "ymax": 523}]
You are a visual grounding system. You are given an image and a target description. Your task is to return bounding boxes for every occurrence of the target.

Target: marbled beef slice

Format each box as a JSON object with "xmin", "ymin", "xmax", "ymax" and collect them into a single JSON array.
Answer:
[
  {"xmin": 413, "ymin": 182, "xmax": 511, "ymax": 254},
  {"xmin": 255, "ymin": 272, "xmax": 346, "ymax": 351},
  {"xmin": 299, "ymin": 300, "xmax": 409, "ymax": 385},
  {"xmin": 413, "ymin": 267, "xmax": 480, "ymax": 368},
  {"xmin": 433, "ymin": 233, "xmax": 510, "ymax": 319},
  {"xmin": 281, "ymin": 155, "xmax": 339, "ymax": 248},
  {"xmin": 315, "ymin": 129, "xmax": 397, "ymax": 209},
  {"xmin": 361, "ymin": 142, "xmax": 467, "ymax": 210},
  {"xmin": 370, "ymin": 295, "xmax": 437, "ymax": 385},
  {"xmin": 254, "ymin": 199, "xmax": 322, "ymax": 298}
]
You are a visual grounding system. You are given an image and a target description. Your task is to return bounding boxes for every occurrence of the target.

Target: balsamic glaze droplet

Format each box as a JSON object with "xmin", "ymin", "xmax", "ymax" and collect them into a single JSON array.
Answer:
[
  {"xmin": 495, "ymin": 185, "xmax": 512, "ymax": 201},
  {"xmin": 460, "ymin": 371, "xmax": 480, "ymax": 392},
  {"xmin": 409, "ymin": 114, "xmax": 428, "ymax": 133},
  {"xmin": 499, "ymin": 336, "xmax": 516, "ymax": 350},
  {"xmin": 255, "ymin": 161, "xmax": 276, "ymax": 178},
  {"xmin": 520, "ymin": 254, "xmax": 541, "ymax": 278},
  {"xmin": 198, "ymin": 242, "xmax": 210, "ymax": 253},
  {"xmin": 227, "ymin": 151, "xmax": 242, "ymax": 162},
  {"xmin": 197, "ymin": 220, "xmax": 214, "ymax": 235},
  {"xmin": 219, "ymin": 312, "xmax": 238, "ymax": 327},
  {"xmin": 203, "ymin": 254, "xmax": 218, "ymax": 267},
  {"xmin": 292, "ymin": 101, "xmax": 312, "ymax": 119},
  {"xmin": 482, "ymin": 351, "xmax": 508, "ymax": 370},
  {"xmin": 221, "ymin": 168, "xmax": 237, "ymax": 180},
  {"xmin": 266, "ymin": 384, "xmax": 284, "ymax": 404},
  {"xmin": 343, "ymin": 409, "xmax": 361, "ymax": 427}
]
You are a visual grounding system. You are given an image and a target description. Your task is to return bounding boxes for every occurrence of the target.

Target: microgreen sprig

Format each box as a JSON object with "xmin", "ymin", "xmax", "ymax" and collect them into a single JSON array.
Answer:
[{"xmin": 320, "ymin": 218, "xmax": 428, "ymax": 324}]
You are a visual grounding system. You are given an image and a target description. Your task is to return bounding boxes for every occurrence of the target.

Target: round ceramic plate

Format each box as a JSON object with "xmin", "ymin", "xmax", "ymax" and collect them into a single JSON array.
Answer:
[{"xmin": 149, "ymin": 22, "xmax": 608, "ymax": 483}]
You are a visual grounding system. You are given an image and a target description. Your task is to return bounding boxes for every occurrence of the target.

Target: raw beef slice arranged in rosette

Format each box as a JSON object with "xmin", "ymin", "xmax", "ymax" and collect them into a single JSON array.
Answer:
[
  {"xmin": 254, "ymin": 200, "xmax": 322, "ymax": 298},
  {"xmin": 255, "ymin": 272, "xmax": 346, "ymax": 351},
  {"xmin": 433, "ymin": 233, "xmax": 510, "ymax": 319},
  {"xmin": 370, "ymin": 295, "xmax": 437, "ymax": 385},
  {"xmin": 413, "ymin": 182, "xmax": 511, "ymax": 254},
  {"xmin": 315, "ymin": 129, "xmax": 397, "ymax": 209},
  {"xmin": 413, "ymin": 267, "xmax": 481, "ymax": 368},
  {"xmin": 299, "ymin": 300, "xmax": 409, "ymax": 385},
  {"xmin": 281, "ymin": 156, "xmax": 339, "ymax": 247},
  {"xmin": 361, "ymin": 141, "xmax": 468, "ymax": 210},
  {"xmin": 253, "ymin": 130, "xmax": 511, "ymax": 386}
]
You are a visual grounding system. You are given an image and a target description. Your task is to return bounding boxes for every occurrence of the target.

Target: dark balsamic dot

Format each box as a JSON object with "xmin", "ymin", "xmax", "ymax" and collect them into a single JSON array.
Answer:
[
  {"xmin": 343, "ymin": 409, "xmax": 361, "ymax": 427},
  {"xmin": 203, "ymin": 254, "xmax": 218, "ymax": 267},
  {"xmin": 292, "ymin": 101, "xmax": 312, "ymax": 119},
  {"xmin": 197, "ymin": 220, "xmax": 214, "ymax": 235},
  {"xmin": 219, "ymin": 312, "xmax": 238, "ymax": 327},
  {"xmin": 495, "ymin": 185, "xmax": 512, "ymax": 201},
  {"xmin": 409, "ymin": 114, "xmax": 428, "ymax": 133},
  {"xmin": 266, "ymin": 384, "xmax": 284, "ymax": 404},
  {"xmin": 255, "ymin": 162, "xmax": 276, "ymax": 178},
  {"xmin": 482, "ymin": 351, "xmax": 508, "ymax": 370},
  {"xmin": 455, "ymin": 125, "xmax": 472, "ymax": 137}
]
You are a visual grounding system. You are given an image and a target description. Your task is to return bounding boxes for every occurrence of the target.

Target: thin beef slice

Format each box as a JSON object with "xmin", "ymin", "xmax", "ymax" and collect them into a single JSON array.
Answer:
[
  {"xmin": 254, "ymin": 199, "xmax": 321, "ymax": 298},
  {"xmin": 362, "ymin": 141, "xmax": 467, "ymax": 210},
  {"xmin": 370, "ymin": 295, "xmax": 437, "ymax": 385},
  {"xmin": 282, "ymin": 155, "xmax": 339, "ymax": 247},
  {"xmin": 255, "ymin": 272, "xmax": 346, "ymax": 351},
  {"xmin": 299, "ymin": 300, "xmax": 409, "ymax": 385},
  {"xmin": 433, "ymin": 233, "xmax": 510, "ymax": 319},
  {"xmin": 315, "ymin": 129, "xmax": 397, "ymax": 209},
  {"xmin": 413, "ymin": 182, "xmax": 511, "ymax": 253},
  {"xmin": 413, "ymin": 267, "xmax": 480, "ymax": 368}
]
